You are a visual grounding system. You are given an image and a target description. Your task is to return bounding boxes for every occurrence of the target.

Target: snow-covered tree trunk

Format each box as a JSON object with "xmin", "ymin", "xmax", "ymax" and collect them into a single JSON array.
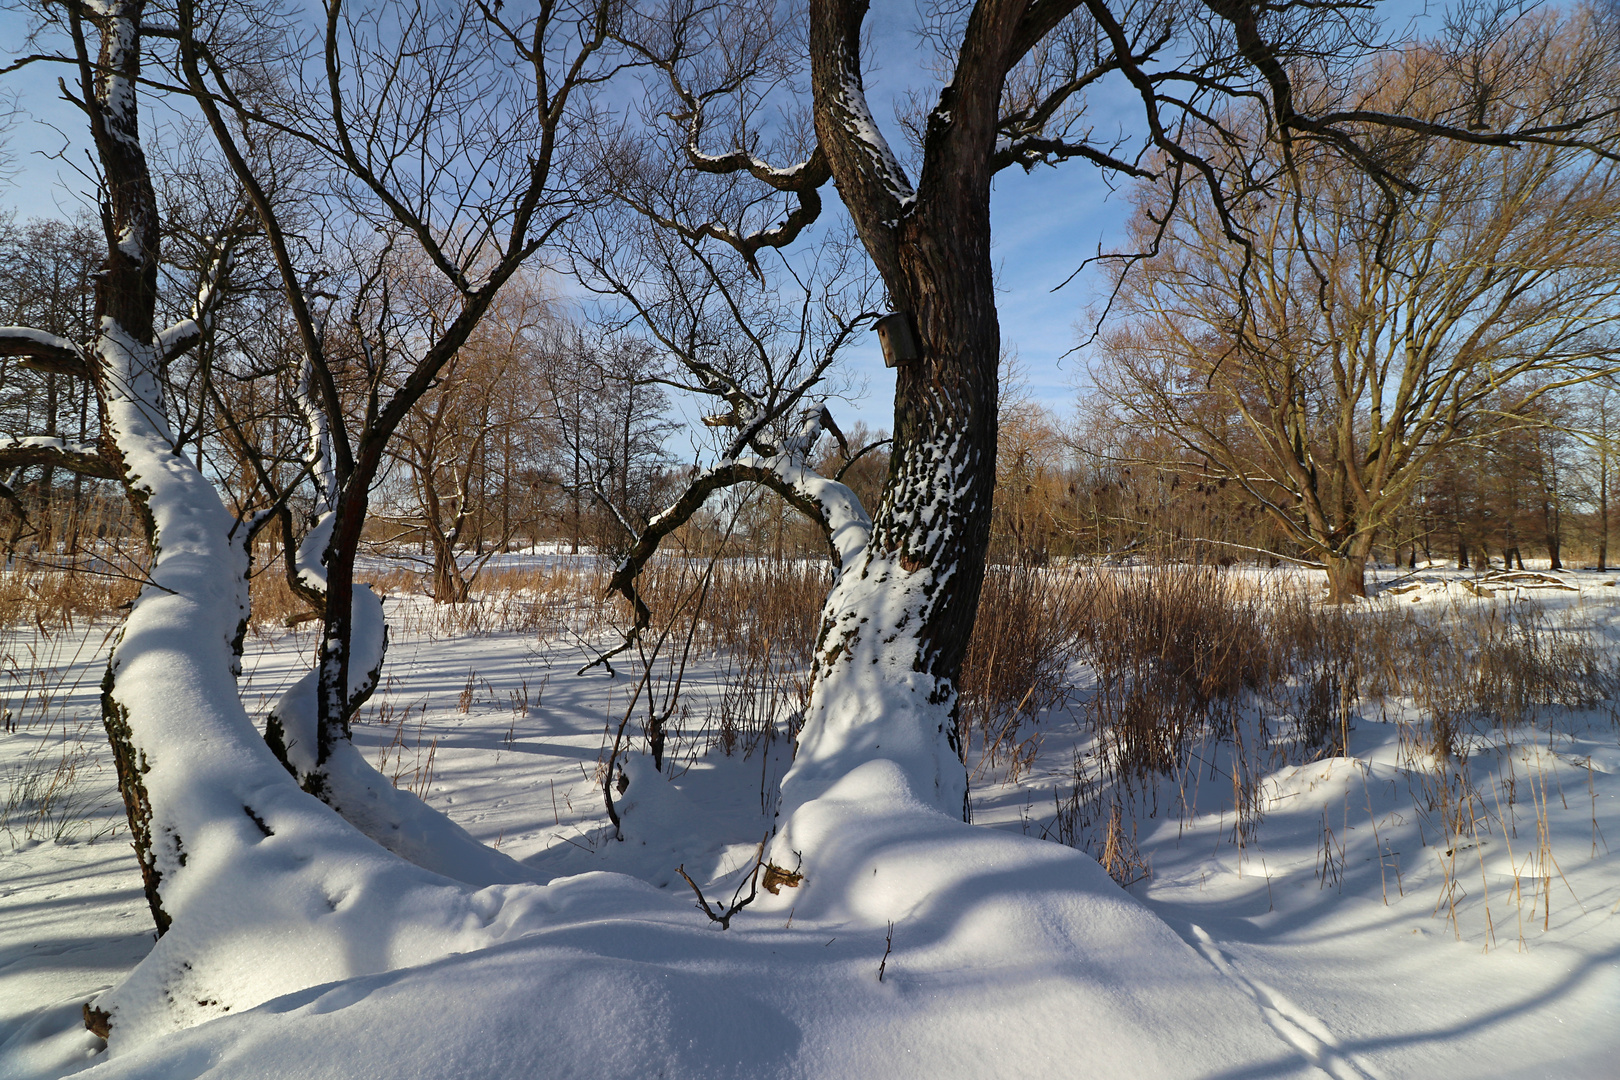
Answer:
[
  {"xmin": 31, "ymin": 1, "xmax": 558, "ymax": 1050},
  {"xmin": 86, "ymin": 0, "xmax": 199, "ymax": 934},
  {"xmin": 769, "ymin": 0, "xmax": 1005, "ymax": 843},
  {"xmin": 774, "ymin": 261, "xmax": 993, "ymax": 828},
  {"xmin": 264, "ymin": 390, "xmax": 539, "ymax": 886}
]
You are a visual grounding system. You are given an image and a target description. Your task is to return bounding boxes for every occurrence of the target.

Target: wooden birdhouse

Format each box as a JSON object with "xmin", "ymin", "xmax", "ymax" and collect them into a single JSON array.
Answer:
[{"xmin": 875, "ymin": 312, "xmax": 919, "ymax": 368}]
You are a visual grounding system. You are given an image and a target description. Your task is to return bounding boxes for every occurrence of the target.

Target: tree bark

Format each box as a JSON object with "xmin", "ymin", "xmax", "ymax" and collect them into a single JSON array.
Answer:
[
  {"xmin": 1542, "ymin": 497, "xmax": 1562, "ymax": 570},
  {"xmin": 1598, "ymin": 432, "xmax": 1609, "ymax": 570},
  {"xmin": 1324, "ymin": 551, "xmax": 1367, "ymax": 603},
  {"xmin": 76, "ymin": 0, "xmax": 175, "ymax": 932}
]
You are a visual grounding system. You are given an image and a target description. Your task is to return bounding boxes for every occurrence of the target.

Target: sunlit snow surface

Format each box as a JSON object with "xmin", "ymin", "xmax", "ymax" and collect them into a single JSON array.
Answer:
[{"xmin": 2, "ymin": 560, "xmax": 1617, "ymax": 1079}]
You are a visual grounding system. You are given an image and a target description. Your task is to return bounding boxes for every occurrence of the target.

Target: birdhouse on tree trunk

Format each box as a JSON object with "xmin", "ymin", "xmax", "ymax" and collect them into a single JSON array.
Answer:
[{"xmin": 875, "ymin": 312, "xmax": 919, "ymax": 368}]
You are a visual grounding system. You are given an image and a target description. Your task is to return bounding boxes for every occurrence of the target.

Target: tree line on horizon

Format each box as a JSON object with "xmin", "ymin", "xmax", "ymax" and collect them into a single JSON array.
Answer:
[{"xmin": 4, "ymin": 184, "xmax": 1620, "ymax": 596}]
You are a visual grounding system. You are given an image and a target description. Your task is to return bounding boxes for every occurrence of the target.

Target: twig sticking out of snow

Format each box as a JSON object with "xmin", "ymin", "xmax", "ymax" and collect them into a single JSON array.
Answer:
[{"xmin": 675, "ymin": 833, "xmax": 771, "ymax": 930}]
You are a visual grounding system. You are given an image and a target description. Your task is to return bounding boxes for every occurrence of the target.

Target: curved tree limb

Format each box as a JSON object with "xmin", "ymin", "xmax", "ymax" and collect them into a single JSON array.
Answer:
[
  {"xmin": 0, "ymin": 326, "xmax": 91, "ymax": 379},
  {"xmin": 0, "ymin": 435, "xmax": 118, "ymax": 479},
  {"xmin": 585, "ymin": 411, "xmax": 871, "ymax": 675}
]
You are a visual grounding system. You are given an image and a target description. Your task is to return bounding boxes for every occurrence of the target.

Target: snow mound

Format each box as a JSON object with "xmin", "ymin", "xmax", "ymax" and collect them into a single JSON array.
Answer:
[{"xmin": 47, "ymin": 762, "xmax": 1319, "ymax": 1080}]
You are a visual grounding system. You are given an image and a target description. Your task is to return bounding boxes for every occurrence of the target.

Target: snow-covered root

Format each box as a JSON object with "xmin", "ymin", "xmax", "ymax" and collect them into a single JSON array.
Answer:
[
  {"xmin": 264, "ymin": 585, "xmax": 542, "ymax": 887},
  {"xmin": 611, "ymin": 755, "xmax": 739, "ymax": 889}
]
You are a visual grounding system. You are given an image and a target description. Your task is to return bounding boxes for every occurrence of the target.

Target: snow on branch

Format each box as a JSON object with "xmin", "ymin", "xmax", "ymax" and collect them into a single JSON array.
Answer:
[
  {"xmin": 629, "ymin": 187, "xmax": 828, "ymax": 274},
  {"xmin": 685, "ymin": 134, "xmax": 831, "ymax": 195},
  {"xmin": 627, "ymin": 49, "xmax": 833, "ymax": 271},
  {"xmin": 830, "ymin": 70, "xmax": 914, "ymax": 211},
  {"xmin": 294, "ymin": 356, "xmax": 338, "ymax": 509},
  {"xmin": 156, "ymin": 319, "xmax": 201, "ymax": 361},
  {"xmin": 584, "ymin": 405, "xmax": 870, "ymax": 675},
  {"xmin": 992, "ymin": 133, "xmax": 1156, "ymax": 177},
  {"xmin": 0, "ymin": 435, "xmax": 117, "ymax": 478},
  {"xmin": 158, "ymin": 230, "xmax": 240, "ymax": 364},
  {"xmin": 0, "ymin": 326, "xmax": 90, "ymax": 378}
]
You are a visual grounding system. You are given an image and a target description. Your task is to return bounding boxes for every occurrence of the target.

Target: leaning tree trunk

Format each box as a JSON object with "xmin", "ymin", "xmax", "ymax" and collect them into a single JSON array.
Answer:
[
  {"xmin": 775, "ymin": 225, "xmax": 994, "ymax": 824},
  {"xmin": 65, "ymin": 3, "xmax": 557, "ymax": 1049},
  {"xmin": 263, "ymin": 510, "xmax": 537, "ymax": 886},
  {"xmin": 87, "ymin": 0, "xmax": 181, "ymax": 935}
]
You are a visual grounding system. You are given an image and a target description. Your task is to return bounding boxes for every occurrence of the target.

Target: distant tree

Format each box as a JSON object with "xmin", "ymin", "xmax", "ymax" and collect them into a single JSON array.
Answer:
[
  {"xmin": 545, "ymin": 335, "xmax": 677, "ymax": 557},
  {"xmin": 0, "ymin": 214, "xmax": 101, "ymax": 550},
  {"xmin": 1577, "ymin": 383, "xmax": 1620, "ymax": 569},
  {"xmin": 390, "ymin": 272, "xmax": 557, "ymax": 601},
  {"xmin": 992, "ymin": 371, "xmax": 1071, "ymax": 564},
  {"xmin": 1095, "ymin": 17, "xmax": 1620, "ymax": 600}
]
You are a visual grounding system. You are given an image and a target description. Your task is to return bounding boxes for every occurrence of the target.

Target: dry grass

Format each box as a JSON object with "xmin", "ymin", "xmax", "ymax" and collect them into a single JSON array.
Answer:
[
  {"xmin": 0, "ymin": 559, "xmax": 142, "ymax": 630},
  {"xmin": 0, "ymin": 613, "xmax": 124, "ymax": 849},
  {"xmin": 636, "ymin": 556, "xmax": 828, "ymax": 663},
  {"xmin": 13, "ymin": 528, "xmax": 1616, "ymax": 931},
  {"xmin": 372, "ymin": 563, "xmax": 610, "ymax": 639},
  {"xmin": 959, "ymin": 560, "xmax": 1093, "ymax": 775},
  {"xmin": 1082, "ymin": 567, "xmax": 1276, "ymax": 781},
  {"xmin": 246, "ymin": 559, "xmax": 313, "ymax": 632},
  {"xmin": 1041, "ymin": 568, "xmax": 1619, "ymax": 890},
  {"xmin": 0, "ymin": 720, "xmax": 114, "ymax": 847},
  {"xmin": 625, "ymin": 556, "xmax": 827, "ymax": 772}
]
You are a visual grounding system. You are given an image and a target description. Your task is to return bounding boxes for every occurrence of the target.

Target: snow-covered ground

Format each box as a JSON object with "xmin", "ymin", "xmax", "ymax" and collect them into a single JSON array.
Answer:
[{"xmin": 1, "ymin": 563, "xmax": 1616, "ymax": 1078}]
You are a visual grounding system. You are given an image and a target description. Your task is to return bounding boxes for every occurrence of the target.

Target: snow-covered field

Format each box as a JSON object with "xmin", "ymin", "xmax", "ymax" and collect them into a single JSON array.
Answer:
[{"xmin": 1, "ymin": 562, "xmax": 1616, "ymax": 1078}]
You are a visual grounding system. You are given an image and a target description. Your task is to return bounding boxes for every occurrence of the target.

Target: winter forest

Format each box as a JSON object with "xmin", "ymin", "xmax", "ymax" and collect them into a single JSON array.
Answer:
[{"xmin": 0, "ymin": 0, "xmax": 1618, "ymax": 1076}]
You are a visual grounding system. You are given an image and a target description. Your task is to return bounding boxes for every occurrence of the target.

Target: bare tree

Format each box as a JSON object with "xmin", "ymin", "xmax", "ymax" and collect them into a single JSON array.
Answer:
[
  {"xmin": 1094, "ymin": 24, "xmax": 1620, "ymax": 599},
  {"xmin": 170, "ymin": 0, "xmax": 630, "ymax": 812},
  {"xmin": 564, "ymin": 174, "xmax": 878, "ymax": 685},
  {"xmin": 389, "ymin": 270, "xmax": 558, "ymax": 601},
  {"xmin": 0, "ymin": 0, "xmax": 635, "ymax": 1045},
  {"xmin": 541, "ymin": 330, "xmax": 679, "ymax": 556},
  {"xmin": 0, "ymin": 213, "xmax": 101, "ymax": 553},
  {"xmin": 591, "ymin": 0, "xmax": 1620, "ymax": 866}
]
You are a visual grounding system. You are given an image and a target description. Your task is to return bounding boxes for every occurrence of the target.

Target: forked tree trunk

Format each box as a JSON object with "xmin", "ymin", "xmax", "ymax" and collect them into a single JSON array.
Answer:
[
  {"xmin": 1323, "ymin": 531, "xmax": 1375, "ymax": 603},
  {"xmin": 432, "ymin": 548, "xmax": 471, "ymax": 602},
  {"xmin": 430, "ymin": 518, "xmax": 472, "ymax": 603},
  {"xmin": 66, "ymin": 4, "xmax": 558, "ymax": 1046}
]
